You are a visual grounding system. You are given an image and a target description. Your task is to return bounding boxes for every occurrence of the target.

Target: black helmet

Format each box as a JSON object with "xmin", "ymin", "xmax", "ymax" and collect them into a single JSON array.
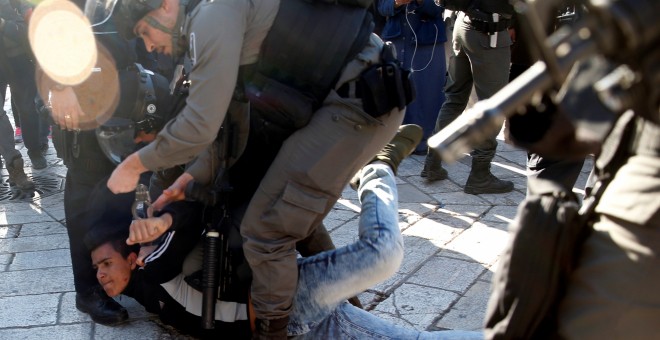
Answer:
[
  {"xmin": 117, "ymin": 0, "xmax": 164, "ymax": 38},
  {"xmin": 85, "ymin": 0, "xmax": 163, "ymax": 39},
  {"xmin": 96, "ymin": 63, "xmax": 177, "ymax": 164}
]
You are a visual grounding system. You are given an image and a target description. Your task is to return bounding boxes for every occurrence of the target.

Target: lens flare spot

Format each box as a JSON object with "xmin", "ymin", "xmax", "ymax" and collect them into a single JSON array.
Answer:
[{"xmin": 29, "ymin": 0, "xmax": 97, "ymax": 86}]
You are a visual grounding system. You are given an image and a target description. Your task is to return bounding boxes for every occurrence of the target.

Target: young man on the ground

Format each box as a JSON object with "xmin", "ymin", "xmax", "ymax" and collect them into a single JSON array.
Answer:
[{"xmin": 89, "ymin": 124, "xmax": 482, "ymax": 338}]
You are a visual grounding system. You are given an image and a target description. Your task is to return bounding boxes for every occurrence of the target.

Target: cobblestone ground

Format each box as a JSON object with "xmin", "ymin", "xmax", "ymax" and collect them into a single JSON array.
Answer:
[{"xmin": 0, "ymin": 87, "xmax": 593, "ymax": 339}]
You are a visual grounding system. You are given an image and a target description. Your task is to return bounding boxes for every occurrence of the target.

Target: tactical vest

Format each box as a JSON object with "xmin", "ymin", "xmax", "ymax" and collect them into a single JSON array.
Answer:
[{"xmin": 245, "ymin": 0, "xmax": 374, "ymax": 131}]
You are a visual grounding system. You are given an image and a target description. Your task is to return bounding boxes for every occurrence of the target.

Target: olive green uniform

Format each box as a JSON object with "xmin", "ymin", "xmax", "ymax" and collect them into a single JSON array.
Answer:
[{"xmin": 137, "ymin": 0, "xmax": 404, "ymax": 322}]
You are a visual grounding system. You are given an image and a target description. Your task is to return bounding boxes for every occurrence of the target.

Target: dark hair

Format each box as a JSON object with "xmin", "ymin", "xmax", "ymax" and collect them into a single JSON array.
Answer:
[{"xmin": 104, "ymin": 238, "xmax": 140, "ymax": 259}]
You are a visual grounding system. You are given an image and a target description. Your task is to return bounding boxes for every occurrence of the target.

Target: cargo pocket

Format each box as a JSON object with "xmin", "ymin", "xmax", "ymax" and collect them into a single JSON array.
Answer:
[{"xmin": 262, "ymin": 181, "xmax": 331, "ymax": 239}]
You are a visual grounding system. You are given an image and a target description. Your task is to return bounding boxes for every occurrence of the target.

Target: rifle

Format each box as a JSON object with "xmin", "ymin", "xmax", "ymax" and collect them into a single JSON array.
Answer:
[{"xmin": 184, "ymin": 100, "xmax": 249, "ymax": 330}]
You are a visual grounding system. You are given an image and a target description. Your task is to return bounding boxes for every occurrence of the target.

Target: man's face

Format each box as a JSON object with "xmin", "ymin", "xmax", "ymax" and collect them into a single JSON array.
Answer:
[
  {"xmin": 133, "ymin": 1, "xmax": 180, "ymax": 56},
  {"xmin": 92, "ymin": 243, "xmax": 137, "ymax": 297}
]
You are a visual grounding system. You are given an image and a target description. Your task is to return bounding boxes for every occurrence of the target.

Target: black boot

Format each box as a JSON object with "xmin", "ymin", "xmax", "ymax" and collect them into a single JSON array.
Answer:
[
  {"xmin": 7, "ymin": 157, "xmax": 35, "ymax": 191},
  {"xmin": 464, "ymin": 160, "xmax": 514, "ymax": 194},
  {"xmin": 75, "ymin": 286, "xmax": 128, "ymax": 326},
  {"xmin": 253, "ymin": 316, "xmax": 289, "ymax": 340},
  {"xmin": 420, "ymin": 150, "xmax": 448, "ymax": 182},
  {"xmin": 350, "ymin": 124, "xmax": 423, "ymax": 190}
]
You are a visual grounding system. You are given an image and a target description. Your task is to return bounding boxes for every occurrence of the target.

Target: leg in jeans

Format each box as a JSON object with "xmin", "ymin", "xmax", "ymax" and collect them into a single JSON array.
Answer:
[
  {"xmin": 288, "ymin": 164, "xmax": 403, "ymax": 334},
  {"xmin": 289, "ymin": 164, "xmax": 482, "ymax": 339}
]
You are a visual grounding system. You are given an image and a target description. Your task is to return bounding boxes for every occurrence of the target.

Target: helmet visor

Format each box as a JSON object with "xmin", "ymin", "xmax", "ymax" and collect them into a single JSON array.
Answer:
[
  {"xmin": 84, "ymin": 0, "xmax": 118, "ymax": 27},
  {"xmin": 96, "ymin": 117, "xmax": 137, "ymax": 165}
]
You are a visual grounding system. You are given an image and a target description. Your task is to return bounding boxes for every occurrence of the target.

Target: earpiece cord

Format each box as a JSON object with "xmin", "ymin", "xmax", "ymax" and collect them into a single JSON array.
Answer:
[{"xmin": 405, "ymin": 3, "xmax": 439, "ymax": 73}]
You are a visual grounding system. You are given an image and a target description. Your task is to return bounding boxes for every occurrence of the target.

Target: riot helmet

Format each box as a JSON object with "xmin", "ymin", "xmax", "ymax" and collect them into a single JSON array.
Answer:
[
  {"xmin": 87, "ymin": 0, "xmax": 190, "ymax": 58},
  {"xmin": 96, "ymin": 63, "xmax": 176, "ymax": 165},
  {"xmin": 84, "ymin": 0, "xmax": 162, "ymax": 38}
]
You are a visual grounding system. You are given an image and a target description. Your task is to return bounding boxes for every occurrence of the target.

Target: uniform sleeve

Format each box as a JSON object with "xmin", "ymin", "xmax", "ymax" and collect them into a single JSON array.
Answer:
[
  {"xmin": 138, "ymin": 3, "xmax": 248, "ymax": 171},
  {"xmin": 184, "ymin": 143, "xmax": 216, "ymax": 186}
]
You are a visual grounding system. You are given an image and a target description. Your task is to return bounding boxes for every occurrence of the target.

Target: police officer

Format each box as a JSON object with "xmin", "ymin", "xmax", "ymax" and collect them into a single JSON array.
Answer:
[
  {"xmin": 35, "ymin": 0, "xmax": 177, "ymax": 325},
  {"xmin": 104, "ymin": 0, "xmax": 410, "ymax": 338},
  {"xmin": 0, "ymin": 0, "xmax": 49, "ymax": 169},
  {"xmin": 422, "ymin": 0, "xmax": 516, "ymax": 194},
  {"xmin": 1, "ymin": 79, "xmax": 34, "ymax": 191}
]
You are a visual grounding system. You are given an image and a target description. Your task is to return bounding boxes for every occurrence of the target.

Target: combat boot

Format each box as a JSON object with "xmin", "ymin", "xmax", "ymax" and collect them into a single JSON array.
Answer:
[
  {"xmin": 350, "ymin": 124, "xmax": 423, "ymax": 190},
  {"xmin": 253, "ymin": 316, "xmax": 289, "ymax": 340},
  {"xmin": 7, "ymin": 157, "xmax": 35, "ymax": 191},
  {"xmin": 76, "ymin": 286, "xmax": 128, "ymax": 326},
  {"xmin": 464, "ymin": 160, "xmax": 514, "ymax": 194},
  {"xmin": 420, "ymin": 150, "xmax": 448, "ymax": 182},
  {"xmin": 28, "ymin": 150, "xmax": 47, "ymax": 170}
]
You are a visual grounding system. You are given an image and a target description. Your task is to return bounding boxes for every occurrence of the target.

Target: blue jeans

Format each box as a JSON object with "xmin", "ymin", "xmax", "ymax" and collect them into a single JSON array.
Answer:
[{"xmin": 289, "ymin": 164, "xmax": 483, "ymax": 339}]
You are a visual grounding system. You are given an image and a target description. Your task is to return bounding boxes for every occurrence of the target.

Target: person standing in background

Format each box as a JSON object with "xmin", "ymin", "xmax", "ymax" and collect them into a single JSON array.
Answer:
[
  {"xmin": 421, "ymin": 1, "xmax": 515, "ymax": 195},
  {"xmin": 378, "ymin": 0, "xmax": 446, "ymax": 155}
]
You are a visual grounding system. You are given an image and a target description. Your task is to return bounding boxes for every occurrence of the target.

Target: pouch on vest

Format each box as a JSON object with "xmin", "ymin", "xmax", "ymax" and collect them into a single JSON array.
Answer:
[{"xmin": 359, "ymin": 41, "xmax": 415, "ymax": 117}]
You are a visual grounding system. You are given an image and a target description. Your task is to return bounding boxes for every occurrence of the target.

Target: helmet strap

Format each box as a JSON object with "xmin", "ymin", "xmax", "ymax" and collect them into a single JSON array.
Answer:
[{"xmin": 142, "ymin": 0, "xmax": 189, "ymax": 58}]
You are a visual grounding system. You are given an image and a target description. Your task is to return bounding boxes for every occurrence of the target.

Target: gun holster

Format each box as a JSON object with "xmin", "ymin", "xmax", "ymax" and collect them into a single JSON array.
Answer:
[
  {"xmin": 50, "ymin": 128, "xmax": 71, "ymax": 164},
  {"xmin": 358, "ymin": 41, "xmax": 415, "ymax": 117}
]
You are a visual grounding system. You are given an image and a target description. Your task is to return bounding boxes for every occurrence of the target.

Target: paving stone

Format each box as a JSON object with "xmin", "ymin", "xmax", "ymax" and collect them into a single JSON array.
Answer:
[
  {"xmin": 429, "ymin": 191, "xmax": 491, "ymax": 206},
  {"xmin": 328, "ymin": 220, "xmax": 359, "ymax": 249},
  {"xmin": 0, "ymin": 254, "xmax": 11, "ymax": 268},
  {"xmin": 477, "ymin": 190, "xmax": 526, "ymax": 206},
  {"xmin": 93, "ymin": 319, "xmax": 184, "ymax": 340},
  {"xmin": 324, "ymin": 204, "xmax": 358, "ymax": 227},
  {"xmin": 435, "ymin": 204, "xmax": 491, "ymax": 227},
  {"xmin": 0, "ymin": 323, "xmax": 92, "ymax": 340},
  {"xmin": 397, "ymin": 183, "xmax": 436, "ymax": 203},
  {"xmin": 397, "ymin": 157, "xmax": 423, "ymax": 177},
  {"xmin": 405, "ymin": 174, "xmax": 465, "ymax": 195},
  {"xmin": 17, "ymin": 221, "xmax": 67, "ymax": 237},
  {"xmin": 0, "ymin": 233, "xmax": 69, "ymax": 253},
  {"xmin": 0, "ymin": 294, "xmax": 59, "ymax": 327},
  {"xmin": 0, "ymin": 267, "xmax": 73, "ymax": 296},
  {"xmin": 0, "ymin": 203, "xmax": 56, "ymax": 225},
  {"xmin": 0, "ymin": 225, "xmax": 20, "ymax": 239},
  {"xmin": 489, "ymin": 167, "xmax": 526, "ymax": 185},
  {"xmin": 370, "ymin": 272, "xmax": 407, "ymax": 295},
  {"xmin": 399, "ymin": 234, "xmax": 443, "ymax": 275},
  {"xmin": 444, "ymin": 224, "xmax": 509, "ymax": 266},
  {"xmin": 403, "ymin": 217, "xmax": 463, "ymax": 248},
  {"xmin": 407, "ymin": 257, "xmax": 486, "ymax": 293},
  {"xmin": 357, "ymin": 290, "xmax": 379, "ymax": 309},
  {"xmin": 480, "ymin": 205, "xmax": 519, "ymax": 226},
  {"xmin": 435, "ymin": 280, "xmax": 491, "ymax": 331},
  {"xmin": 10, "ymin": 249, "xmax": 71, "ymax": 270},
  {"xmin": 373, "ymin": 283, "xmax": 459, "ymax": 331},
  {"xmin": 59, "ymin": 292, "xmax": 92, "ymax": 324},
  {"xmin": 400, "ymin": 200, "xmax": 440, "ymax": 214}
]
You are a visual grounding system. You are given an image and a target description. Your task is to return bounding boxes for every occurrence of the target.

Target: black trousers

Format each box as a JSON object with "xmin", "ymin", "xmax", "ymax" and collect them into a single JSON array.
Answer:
[{"xmin": 63, "ymin": 131, "xmax": 115, "ymax": 293}]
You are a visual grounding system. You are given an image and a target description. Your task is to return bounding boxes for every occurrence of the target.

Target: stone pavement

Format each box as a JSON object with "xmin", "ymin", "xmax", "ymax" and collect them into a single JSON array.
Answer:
[{"xmin": 0, "ymin": 91, "xmax": 594, "ymax": 339}]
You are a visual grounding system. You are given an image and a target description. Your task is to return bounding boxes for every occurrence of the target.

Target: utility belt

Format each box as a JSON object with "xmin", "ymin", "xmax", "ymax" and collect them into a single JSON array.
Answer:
[
  {"xmin": 51, "ymin": 128, "xmax": 115, "ymax": 172},
  {"xmin": 465, "ymin": 10, "xmax": 512, "ymax": 34}
]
